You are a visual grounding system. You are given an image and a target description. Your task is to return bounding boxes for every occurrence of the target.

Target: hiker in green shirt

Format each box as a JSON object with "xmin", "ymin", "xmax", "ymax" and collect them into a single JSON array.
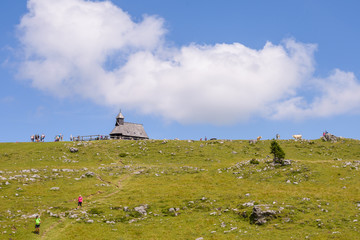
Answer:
[{"xmin": 35, "ymin": 215, "xmax": 41, "ymax": 234}]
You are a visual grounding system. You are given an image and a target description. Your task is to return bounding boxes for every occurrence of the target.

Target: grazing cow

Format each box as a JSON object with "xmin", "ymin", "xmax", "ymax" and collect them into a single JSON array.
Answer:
[
  {"xmin": 257, "ymin": 136, "xmax": 262, "ymax": 141},
  {"xmin": 292, "ymin": 135, "xmax": 302, "ymax": 140}
]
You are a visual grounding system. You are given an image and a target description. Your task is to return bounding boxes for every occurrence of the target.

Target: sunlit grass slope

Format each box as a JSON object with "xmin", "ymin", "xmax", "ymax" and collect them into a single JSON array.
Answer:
[{"xmin": 0, "ymin": 138, "xmax": 359, "ymax": 239}]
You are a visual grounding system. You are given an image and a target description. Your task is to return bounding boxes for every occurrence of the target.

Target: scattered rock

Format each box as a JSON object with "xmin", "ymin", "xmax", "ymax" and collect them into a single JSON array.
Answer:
[
  {"xmin": 243, "ymin": 201, "xmax": 255, "ymax": 207},
  {"xmin": 283, "ymin": 218, "xmax": 291, "ymax": 223},
  {"xmin": 50, "ymin": 187, "xmax": 60, "ymax": 191},
  {"xmin": 282, "ymin": 160, "xmax": 292, "ymax": 166},
  {"xmin": 129, "ymin": 219, "xmax": 137, "ymax": 223},
  {"xmin": 85, "ymin": 172, "xmax": 95, "ymax": 177},
  {"xmin": 68, "ymin": 214, "xmax": 78, "ymax": 219},
  {"xmin": 48, "ymin": 212, "xmax": 59, "ymax": 218},
  {"xmin": 134, "ymin": 205, "xmax": 148, "ymax": 215},
  {"xmin": 69, "ymin": 147, "xmax": 79, "ymax": 153},
  {"xmin": 21, "ymin": 214, "xmax": 38, "ymax": 219}
]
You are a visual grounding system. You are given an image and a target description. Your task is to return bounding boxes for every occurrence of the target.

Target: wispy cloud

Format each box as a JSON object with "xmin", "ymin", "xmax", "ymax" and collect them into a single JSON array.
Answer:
[
  {"xmin": 16, "ymin": 0, "xmax": 360, "ymax": 124},
  {"xmin": 0, "ymin": 96, "xmax": 15, "ymax": 103},
  {"xmin": 270, "ymin": 70, "xmax": 360, "ymax": 120}
]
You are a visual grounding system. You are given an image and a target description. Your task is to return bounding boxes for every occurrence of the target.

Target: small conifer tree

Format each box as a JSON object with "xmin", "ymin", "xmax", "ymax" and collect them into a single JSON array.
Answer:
[{"xmin": 270, "ymin": 140, "xmax": 285, "ymax": 164}]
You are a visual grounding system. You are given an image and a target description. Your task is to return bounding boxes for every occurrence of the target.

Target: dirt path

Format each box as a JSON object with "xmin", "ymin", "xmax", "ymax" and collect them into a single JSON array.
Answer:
[
  {"xmin": 100, "ymin": 174, "xmax": 130, "ymax": 199},
  {"xmin": 41, "ymin": 217, "xmax": 65, "ymax": 239},
  {"xmin": 97, "ymin": 175, "xmax": 119, "ymax": 188}
]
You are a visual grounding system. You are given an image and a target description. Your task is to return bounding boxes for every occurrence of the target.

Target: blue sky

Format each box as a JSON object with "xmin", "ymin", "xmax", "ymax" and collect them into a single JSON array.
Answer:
[{"xmin": 1, "ymin": 0, "xmax": 360, "ymax": 142}]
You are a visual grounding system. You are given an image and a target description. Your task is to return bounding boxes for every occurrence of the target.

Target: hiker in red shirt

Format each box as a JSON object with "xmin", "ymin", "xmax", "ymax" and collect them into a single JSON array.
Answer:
[{"xmin": 77, "ymin": 195, "xmax": 83, "ymax": 209}]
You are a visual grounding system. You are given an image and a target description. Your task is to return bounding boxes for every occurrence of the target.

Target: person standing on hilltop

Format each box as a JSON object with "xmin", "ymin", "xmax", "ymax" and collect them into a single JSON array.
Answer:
[
  {"xmin": 77, "ymin": 195, "xmax": 83, "ymax": 209},
  {"xmin": 35, "ymin": 215, "xmax": 41, "ymax": 234}
]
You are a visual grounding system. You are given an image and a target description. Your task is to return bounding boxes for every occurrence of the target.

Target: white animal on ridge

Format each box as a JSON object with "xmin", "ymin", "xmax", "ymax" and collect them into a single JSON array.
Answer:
[
  {"xmin": 292, "ymin": 135, "xmax": 302, "ymax": 140},
  {"xmin": 249, "ymin": 139, "xmax": 257, "ymax": 144}
]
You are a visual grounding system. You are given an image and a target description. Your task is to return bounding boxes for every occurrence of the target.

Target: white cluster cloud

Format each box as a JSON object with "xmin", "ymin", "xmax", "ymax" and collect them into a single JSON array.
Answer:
[{"xmin": 17, "ymin": 0, "xmax": 360, "ymax": 124}]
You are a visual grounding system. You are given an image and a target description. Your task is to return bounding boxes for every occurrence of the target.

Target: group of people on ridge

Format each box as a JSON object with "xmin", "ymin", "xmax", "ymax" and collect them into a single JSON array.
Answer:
[
  {"xmin": 54, "ymin": 134, "xmax": 63, "ymax": 142},
  {"xmin": 30, "ymin": 134, "xmax": 45, "ymax": 142}
]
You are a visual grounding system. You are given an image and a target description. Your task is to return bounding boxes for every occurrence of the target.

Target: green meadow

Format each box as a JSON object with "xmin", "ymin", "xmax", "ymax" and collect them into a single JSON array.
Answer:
[{"xmin": 0, "ymin": 139, "xmax": 359, "ymax": 239}]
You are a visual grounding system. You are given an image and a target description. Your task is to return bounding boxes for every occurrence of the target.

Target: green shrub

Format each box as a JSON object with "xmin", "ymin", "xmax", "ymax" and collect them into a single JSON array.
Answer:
[
  {"xmin": 250, "ymin": 158, "xmax": 259, "ymax": 164},
  {"xmin": 128, "ymin": 211, "xmax": 142, "ymax": 218},
  {"xmin": 270, "ymin": 140, "xmax": 285, "ymax": 163},
  {"xmin": 114, "ymin": 215, "xmax": 129, "ymax": 223},
  {"xmin": 89, "ymin": 208, "xmax": 104, "ymax": 215},
  {"xmin": 119, "ymin": 153, "xmax": 128, "ymax": 157}
]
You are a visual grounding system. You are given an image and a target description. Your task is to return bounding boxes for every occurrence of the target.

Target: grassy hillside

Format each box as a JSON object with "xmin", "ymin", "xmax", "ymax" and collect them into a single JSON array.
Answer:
[{"xmin": 0, "ymin": 139, "xmax": 359, "ymax": 239}]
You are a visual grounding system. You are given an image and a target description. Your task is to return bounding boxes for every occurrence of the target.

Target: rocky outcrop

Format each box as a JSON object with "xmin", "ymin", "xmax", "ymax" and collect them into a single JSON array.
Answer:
[
  {"xmin": 250, "ymin": 206, "xmax": 278, "ymax": 225},
  {"xmin": 322, "ymin": 133, "xmax": 339, "ymax": 142}
]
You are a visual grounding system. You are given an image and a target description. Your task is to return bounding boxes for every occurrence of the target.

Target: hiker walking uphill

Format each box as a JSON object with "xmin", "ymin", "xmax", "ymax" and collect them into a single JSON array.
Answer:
[
  {"xmin": 77, "ymin": 195, "xmax": 83, "ymax": 209},
  {"xmin": 35, "ymin": 215, "xmax": 41, "ymax": 234}
]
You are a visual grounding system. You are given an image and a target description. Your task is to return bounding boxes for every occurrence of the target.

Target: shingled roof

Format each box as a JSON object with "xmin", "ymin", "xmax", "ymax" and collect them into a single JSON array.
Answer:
[{"xmin": 109, "ymin": 112, "xmax": 149, "ymax": 140}]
